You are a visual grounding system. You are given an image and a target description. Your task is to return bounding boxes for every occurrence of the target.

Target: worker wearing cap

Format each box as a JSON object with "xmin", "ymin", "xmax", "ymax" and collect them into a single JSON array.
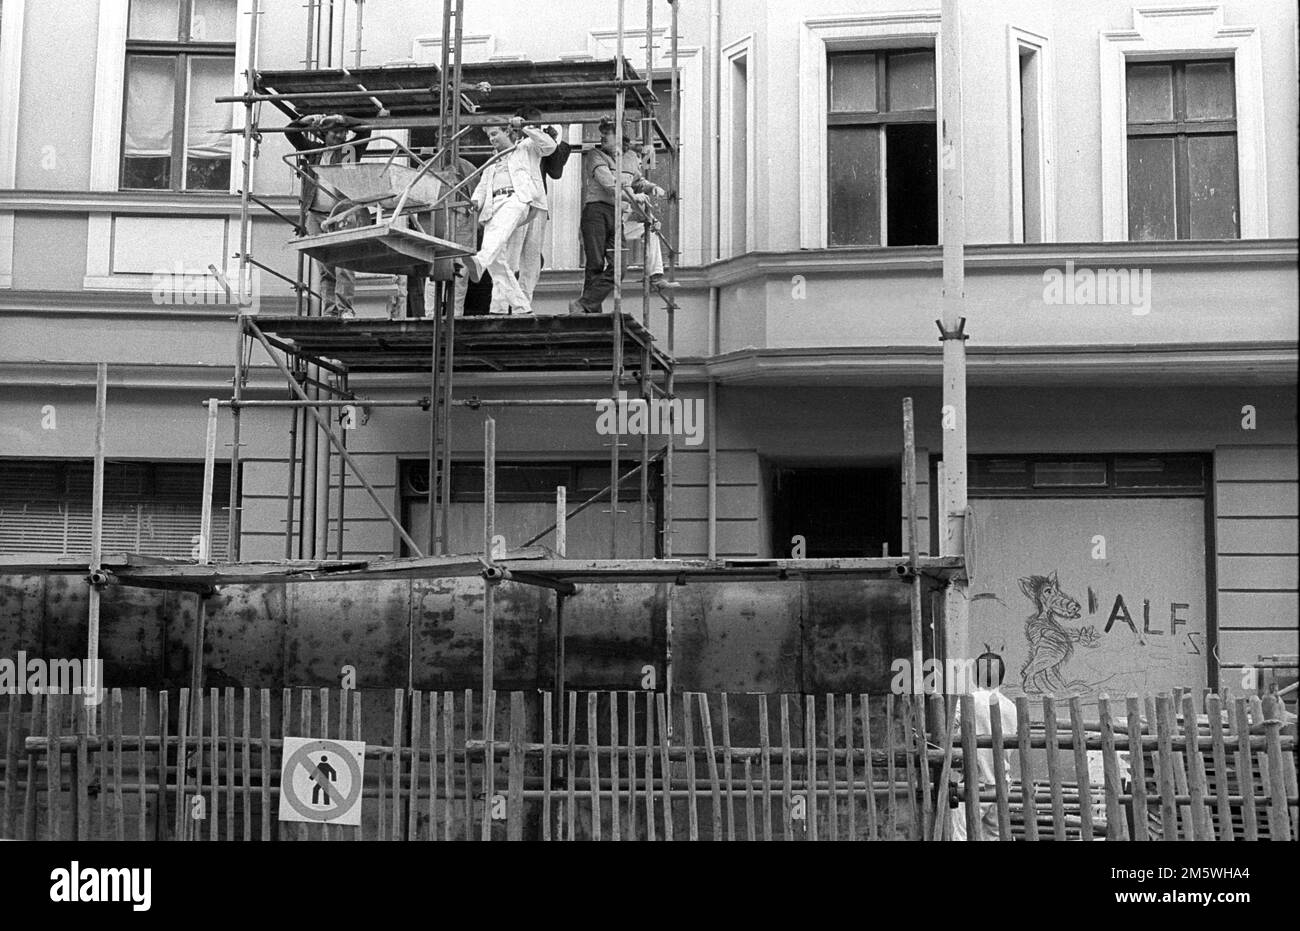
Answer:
[
  {"xmin": 286, "ymin": 113, "xmax": 372, "ymax": 318},
  {"xmin": 464, "ymin": 114, "xmax": 556, "ymax": 315},
  {"xmin": 569, "ymin": 117, "xmax": 678, "ymax": 316}
]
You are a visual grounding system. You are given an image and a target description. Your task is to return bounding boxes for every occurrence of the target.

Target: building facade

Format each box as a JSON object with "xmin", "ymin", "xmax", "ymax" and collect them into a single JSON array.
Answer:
[{"xmin": 0, "ymin": 0, "xmax": 1295, "ymax": 698}]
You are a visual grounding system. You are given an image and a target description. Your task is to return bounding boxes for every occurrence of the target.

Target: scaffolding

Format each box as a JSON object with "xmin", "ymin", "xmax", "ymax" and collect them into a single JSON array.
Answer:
[{"xmin": 48, "ymin": 0, "xmax": 970, "ymax": 739}]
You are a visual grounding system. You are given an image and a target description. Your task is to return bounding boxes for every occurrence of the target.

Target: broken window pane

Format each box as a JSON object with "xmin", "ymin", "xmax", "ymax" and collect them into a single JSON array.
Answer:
[
  {"xmin": 1185, "ymin": 60, "xmax": 1235, "ymax": 120},
  {"xmin": 1126, "ymin": 63, "xmax": 1173, "ymax": 122},
  {"xmin": 827, "ymin": 125, "xmax": 880, "ymax": 245},
  {"xmin": 1187, "ymin": 134, "xmax": 1239, "ymax": 238},
  {"xmin": 887, "ymin": 51, "xmax": 935, "ymax": 111},
  {"xmin": 129, "ymin": 0, "xmax": 181, "ymax": 41},
  {"xmin": 885, "ymin": 122, "xmax": 938, "ymax": 245},
  {"xmin": 829, "ymin": 53, "xmax": 877, "ymax": 112},
  {"xmin": 1127, "ymin": 135, "xmax": 1177, "ymax": 240}
]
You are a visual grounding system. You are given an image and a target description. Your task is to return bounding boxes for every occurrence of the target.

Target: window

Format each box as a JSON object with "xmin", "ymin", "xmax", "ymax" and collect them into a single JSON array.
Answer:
[
  {"xmin": 1126, "ymin": 59, "xmax": 1238, "ymax": 240},
  {"xmin": 0, "ymin": 460, "xmax": 230, "ymax": 557},
  {"xmin": 1018, "ymin": 46, "xmax": 1043, "ymax": 243},
  {"xmin": 968, "ymin": 455, "xmax": 1206, "ymax": 496},
  {"xmin": 121, "ymin": 0, "xmax": 236, "ymax": 191},
  {"xmin": 826, "ymin": 49, "xmax": 936, "ymax": 247},
  {"xmin": 399, "ymin": 460, "xmax": 660, "ymax": 558}
]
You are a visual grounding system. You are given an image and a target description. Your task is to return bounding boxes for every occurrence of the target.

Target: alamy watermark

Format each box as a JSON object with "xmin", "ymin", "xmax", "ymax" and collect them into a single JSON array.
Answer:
[
  {"xmin": 1043, "ymin": 260, "xmax": 1152, "ymax": 316},
  {"xmin": 151, "ymin": 263, "xmax": 261, "ymax": 312},
  {"xmin": 0, "ymin": 653, "xmax": 105, "ymax": 705},
  {"xmin": 595, "ymin": 391, "xmax": 705, "ymax": 447}
]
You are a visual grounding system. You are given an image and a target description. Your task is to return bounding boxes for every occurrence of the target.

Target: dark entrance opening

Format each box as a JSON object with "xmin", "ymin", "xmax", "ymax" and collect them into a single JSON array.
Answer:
[{"xmin": 772, "ymin": 466, "xmax": 901, "ymax": 558}]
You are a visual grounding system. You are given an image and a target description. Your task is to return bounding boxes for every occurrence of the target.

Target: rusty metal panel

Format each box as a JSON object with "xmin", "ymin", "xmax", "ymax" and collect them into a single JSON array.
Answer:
[
  {"xmin": 287, "ymin": 580, "xmax": 410, "ymax": 688},
  {"xmin": 803, "ymin": 580, "xmax": 920, "ymax": 695},
  {"xmin": 970, "ymin": 497, "xmax": 1208, "ymax": 698},
  {"xmin": 671, "ymin": 582, "xmax": 801, "ymax": 694}
]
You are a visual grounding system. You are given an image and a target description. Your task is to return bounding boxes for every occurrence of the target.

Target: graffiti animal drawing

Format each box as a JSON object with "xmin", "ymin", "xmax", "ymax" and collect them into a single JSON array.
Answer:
[{"xmin": 1019, "ymin": 571, "xmax": 1100, "ymax": 694}]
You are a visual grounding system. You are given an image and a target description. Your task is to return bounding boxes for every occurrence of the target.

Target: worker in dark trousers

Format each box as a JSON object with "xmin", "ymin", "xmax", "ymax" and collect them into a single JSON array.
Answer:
[
  {"xmin": 569, "ymin": 117, "xmax": 676, "ymax": 315},
  {"xmin": 286, "ymin": 113, "xmax": 371, "ymax": 317}
]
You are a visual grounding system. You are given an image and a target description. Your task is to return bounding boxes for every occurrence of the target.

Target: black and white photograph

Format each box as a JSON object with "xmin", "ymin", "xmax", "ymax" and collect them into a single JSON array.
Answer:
[{"xmin": 0, "ymin": 0, "xmax": 1295, "ymax": 911}]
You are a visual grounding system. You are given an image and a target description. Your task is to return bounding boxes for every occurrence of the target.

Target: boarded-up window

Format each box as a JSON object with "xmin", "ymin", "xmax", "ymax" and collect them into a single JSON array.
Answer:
[
  {"xmin": 1126, "ymin": 59, "xmax": 1238, "ymax": 240},
  {"xmin": 0, "ymin": 459, "xmax": 230, "ymax": 557},
  {"xmin": 827, "ymin": 49, "xmax": 937, "ymax": 246}
]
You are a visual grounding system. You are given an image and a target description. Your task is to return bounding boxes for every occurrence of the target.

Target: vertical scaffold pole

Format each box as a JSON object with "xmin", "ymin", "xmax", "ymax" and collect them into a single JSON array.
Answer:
[
  {"xmin": 903, "ymin": 397, "xmax": 924, "ymax": 695},
  {"xmin": 610, "ymin": 0, "xmax": 626, "ymax": 559},
  {"xmin": 483, "ymin": 418, "xmax": 496, "ymax": 699},
  {"xmin": 86, "ymin": 363, "xmax": 107, "ymax": 736},
  {"xmin": 336, "ymin": 372, "xmax": 348, "ymax": 558},
  {"xmin": 939, "ymin": 0, "xmax": 970, "ymax": 667},
  {"xmin": 228, "ymin": 316, "xmax": 245, "ymax": 562}
]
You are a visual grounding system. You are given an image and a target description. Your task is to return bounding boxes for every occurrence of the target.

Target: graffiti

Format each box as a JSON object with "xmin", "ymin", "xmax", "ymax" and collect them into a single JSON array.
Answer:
[{"xmin": 1018, "ymin": 571, "xmax": 1100, "ymax": 694}]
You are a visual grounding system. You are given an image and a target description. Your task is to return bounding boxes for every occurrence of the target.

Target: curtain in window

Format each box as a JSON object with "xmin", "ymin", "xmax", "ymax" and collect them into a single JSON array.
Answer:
[
  {"xmin": 190, "ymin": 0, "xmax": 238, "ymax": 42},
  {"xmin": 124, "ymin": 55, "xmax": 176, "ymax": 159},
  {"xmin": 128, "ymin": 0, "xmax": 180, "ymax": 41},
  {"xmin": 186, "ymin": 56, "xmax": 233, "ymax": 160}
]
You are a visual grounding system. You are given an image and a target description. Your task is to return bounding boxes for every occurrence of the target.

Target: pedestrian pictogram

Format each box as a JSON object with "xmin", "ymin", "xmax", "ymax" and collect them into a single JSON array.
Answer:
[{"xmin": 278, "ymin": 737, "xmax": 366, "ymax": 825}]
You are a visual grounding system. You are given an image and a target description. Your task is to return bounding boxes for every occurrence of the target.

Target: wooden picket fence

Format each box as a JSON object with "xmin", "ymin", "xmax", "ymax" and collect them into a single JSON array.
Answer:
[{"xmin": 0, "ymin": 687, "xmax": 1295, "ymax": 841}]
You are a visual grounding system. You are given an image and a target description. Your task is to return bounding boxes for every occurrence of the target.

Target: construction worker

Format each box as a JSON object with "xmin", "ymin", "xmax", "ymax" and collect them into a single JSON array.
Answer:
[
  {"xmin": 569, "ymin": 117, "xmax": 678, "ymax": 316},
  {"xmin": 464, "ymin": 114, "xmax": 556, "ymax": 316},
  {"xmin": 949, "ymin": 653, "xmax": 1018, "ymax": 841},
  {"xmin": 286, "ymin": 113, "xmax": 372, "ymax": 318},
  {"xmin": 513, "ymin": 106, "xmax": 572, "ymax": 307}
]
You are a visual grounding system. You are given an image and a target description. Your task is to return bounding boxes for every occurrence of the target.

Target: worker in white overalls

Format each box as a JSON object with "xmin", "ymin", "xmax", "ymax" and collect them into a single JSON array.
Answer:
[{"xmin": 950, "ymin": 655, "xmax": 1017, "ymax": 841}]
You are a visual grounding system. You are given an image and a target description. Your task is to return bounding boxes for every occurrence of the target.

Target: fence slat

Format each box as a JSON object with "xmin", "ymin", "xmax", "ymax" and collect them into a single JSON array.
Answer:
[
  {"xmin": 393, "ymin": 688, "xmax": 405, "ymax": 842},
  {"xmin": 139, "ymin": 688, "xmax": 150, "ymax": 842},
  {"xmin": 626, "ymin": 691, "xmax": 637, "ymax": 841},
  {"xmin": 1015, "ymin": 696, "xmax": 1037, "ymax": 842},
  {"xmin": 463, "ymin": 689, "xmax": 474, "ymax": 842},
  {"xmin": 225, "ymin": 687, "xmax": 236, "ymax": 841},
  {"xmin": 74, "ymin": 696, "xmax": 88, "ymax": 841},
  {"xmin": 759, "ymin": 694, "xmax": 772, "ymax": 842},
  {"xmin": 320, "ymin": 688, "xmax": 332, "ymax": 843},
  {"xmin": 844, "ymin": 695, "xmax": 857, "ymax": 841},
  {"xmin": 655, "ymin": 692, "xmax": 673, "ymax": 841},
  {"xmin": 826, "ymin": 693, "xmax": 839, "ymax": 841},
  {"xmin": 989, "ymin": 693, "xmax": 1011, "ymax": 841},
  {"xmin": 681, "ymin": 692, "xmax": 697, "ymax": 841},
  {"xmin": 744, "ymin": 757, "xmax": 755, "ymax": 842},
  {"xmin": 1098, "ymin": 695, "xmax": 1125, "ymax": 841},
  {"xmin": 297, "ymin": 688, "xmax": 310, "ymax": 842},
  {"xmin": 779, "ymin": 695, "xmax": 793, "ymax": 842},
  {"xmin": 112, "ymin": 689, "xmax": 125, "ymax": 841},
  {"xmin": 721, "ymin": 693, "xmax": 735, "ymax": 842},
  {"xmin": 699, "ymin": 693, "xmax": 723, "ymax": 841},
  {"xmin": 156, "ymin": 691, "xmax": 169, "ymax": 841},
  {"xmin": 1041, "ymin": 696, "xmax": 1065, "ymax": 841},
  {"xmin": 862, "ymin": 695, "xmax": 878, "ymax": 842},
  {"xmin": 259, "ymin": 689, "xmax": 271, "ymax": 842},
  {"xmin": 914, "ymin": 692, "xmax": 930, "ymax": 843},
  {"xmin": 47, "ymin": 691, "xmax": 63, "ymax": 841},
  {"xmin": 22, "ymin": 693, "xmax": 42, "ymax": 840},
  {"xmin": 1204, "ymin": 693, "xmax": 1231, "ymax": 841},
  {"xmin": 1181, "ymin": 693, "xmax": 1211, "ymax": 840},
  {"xmin": 1126, "ymin": 696, "xmax": 1150, "ymax": 842},
  {"xmin": 1068, "ymin": 695, "xmax": 1093, "ymax": 842},
  {"xmin": 351, "ymin": 691, "xmax": 363, "ymax": 842},
  {"xmin": 586, "ymin": 691, "xmax": 600, "ymax": 842},
  {"xmin": 96, "ymin": 692, "xmax": 107, "ymax": 839},
  {"xmin": 643, "ymin": 691, "xmax": 655, "ymax": 841},
  {"xmin": 442, "ymin": 692, "xmax": 454, "ymax": 843},
  {"xmin": 409, "ymin": 689, "xmax": 423, "ymax": 841},
  {"xmin": 207, "ymin": 689, "xmax": 219, "ymax": 841},
  {"xmin": 1155, "ymin": 695, "xmax": 1179, "ymax": 841},
  {"xmin": 2, "ymin": 694, "xmax": 16, "ymax": 838},
  {"xmin": 959, "ymin": 693, "xmax": 979, "ymax": 841},
  {"xmin": 542, "ymin": 692, "xmax": 552, "ymax": 842},
  {"xmin": 241, "ymin": 689, "xmax": 252, "ymax": 842},
  {"xmin": 428, "ymin": 692, "xmax": 439, "ymax": 843},
  {"xmin": 609, "ymin": 690, "xmax": 620, "ymax": 841},
  {"xmin": 565, "ymin": 691, "xmax": 577, "ymax": 842},
  {"xmin": 1262, "ymin": 694, "xmax": 1292, "ymax": 842},
  {"xmin": 507, "ymin": 691, "xmax": 524, "ymax": 841},
  {"xmin": 884, "ymin": 693, "xmax": 896, "ymax": 841}
]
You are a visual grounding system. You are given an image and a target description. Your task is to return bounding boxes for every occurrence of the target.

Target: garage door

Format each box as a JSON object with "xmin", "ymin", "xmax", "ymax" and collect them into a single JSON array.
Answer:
[{"xmin": 964, "ymin": 456, "xmax": 1210, "ymax": 699}]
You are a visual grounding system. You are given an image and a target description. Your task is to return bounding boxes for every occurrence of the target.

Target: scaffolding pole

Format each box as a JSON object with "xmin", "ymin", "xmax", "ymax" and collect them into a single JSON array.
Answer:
[
  {"xmin": 610, "ymin": 0, "xmax": 627, "ymax": 559},
  {"xmin": 86, "ymin": 363, "xmax": 107, "ymax": 736},
  {"xmin": 940, "ymin": 0, "xmax": 970, "ymax": 667}
]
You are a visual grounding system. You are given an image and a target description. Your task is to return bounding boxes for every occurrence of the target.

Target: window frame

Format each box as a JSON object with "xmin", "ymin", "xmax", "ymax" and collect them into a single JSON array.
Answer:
[
  {"xmin": 824, "ymin": 48, "xmax": 937, "ymax": 247},
  {"xmin": 1099, "ymin": 4, "xmax": 1268, "ymax": 241},
  {"xmin": 1124, "ymin": 57, "xmax": 1239, "ymax": 241},
  {"xmin": 797, "ymin": 12, "xmax": 941, "ymax": 250},
  {"xmin": 120, "ymin": 0, "xmax": 238, "ymax": 193}
]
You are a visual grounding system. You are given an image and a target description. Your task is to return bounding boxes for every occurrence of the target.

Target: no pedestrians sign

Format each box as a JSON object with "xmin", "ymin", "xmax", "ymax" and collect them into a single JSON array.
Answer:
[{"xmin": 278, "ymin": 737, "xmax": 367, "ymax": 826}]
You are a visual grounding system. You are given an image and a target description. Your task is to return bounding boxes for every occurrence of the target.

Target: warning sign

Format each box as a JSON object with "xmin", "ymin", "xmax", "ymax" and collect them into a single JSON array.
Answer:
[{"xmin": 278, "ymin": 737, "xmax": 366, "ymax": 826}]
